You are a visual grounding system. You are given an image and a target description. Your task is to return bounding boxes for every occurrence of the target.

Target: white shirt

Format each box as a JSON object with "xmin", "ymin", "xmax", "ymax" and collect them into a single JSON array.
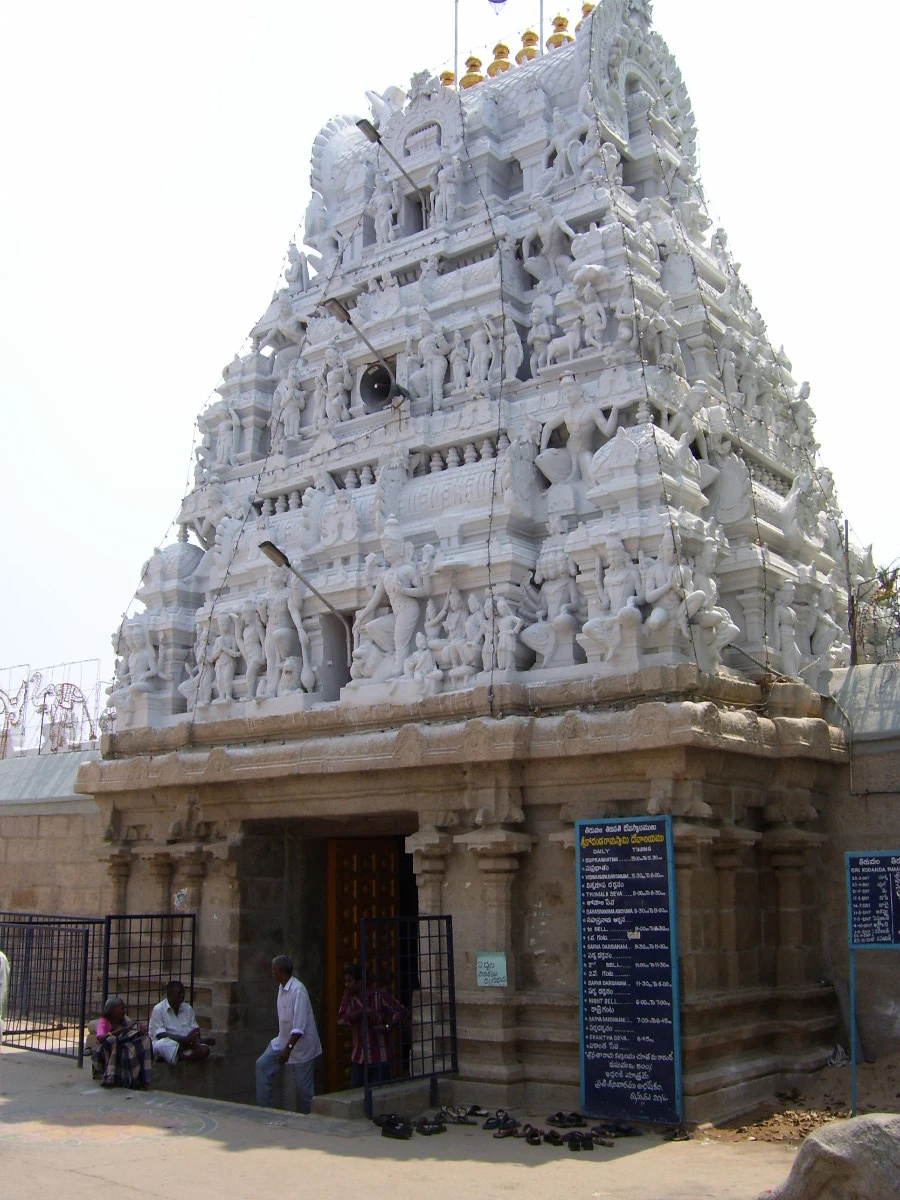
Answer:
[
  {"xmin": 270, "ymin": 976, "xmax": 321, "ymax": 1064},
  {"xmin": 148, "ymin": 998, "xmax": 199, "ymax": 1044}
]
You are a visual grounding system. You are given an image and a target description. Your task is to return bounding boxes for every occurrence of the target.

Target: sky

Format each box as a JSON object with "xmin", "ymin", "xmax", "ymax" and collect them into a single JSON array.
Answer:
[{"xmin": 1, "ymin": 0, "xmax": 896, "ymax": 687}]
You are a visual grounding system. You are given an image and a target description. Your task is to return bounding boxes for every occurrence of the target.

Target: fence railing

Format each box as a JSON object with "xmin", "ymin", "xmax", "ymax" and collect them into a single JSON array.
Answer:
[
  {"xmin": 0, "ymin": 921, "xmax": 91, "ymax": 1065},
  {"xmin": 359, "ymin": 915, "xmax": 457, "ymax": 1116},
  {"xmin": 0, "ymin": 911, "xmax": 196, "ymax": 1066}
]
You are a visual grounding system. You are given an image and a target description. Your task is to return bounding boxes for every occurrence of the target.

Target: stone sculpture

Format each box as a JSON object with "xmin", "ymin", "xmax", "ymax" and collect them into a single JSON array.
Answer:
[{"xmin": 353, "ymin": 518, "xmax": 426, "ymax": 679}]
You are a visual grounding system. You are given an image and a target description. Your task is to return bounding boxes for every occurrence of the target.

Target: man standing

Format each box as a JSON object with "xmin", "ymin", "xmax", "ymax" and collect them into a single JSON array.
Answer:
[
  {"xmin": 337, "ymin": 963, "xmax": 407, "ymax": 1087},
  {"xmin": 256, "ymin": 955, "xmax": 321, "ymax": 1113},
  {"xmin": 148, "ymin": 980, "xmax": 213, "ymax": 1064}
]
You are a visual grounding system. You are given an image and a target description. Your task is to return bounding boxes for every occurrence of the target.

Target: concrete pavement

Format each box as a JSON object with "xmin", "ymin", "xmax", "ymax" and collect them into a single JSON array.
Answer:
[{"xmin": 0, "ymin": 1047, "xmax": 796, "ymax": 1199}]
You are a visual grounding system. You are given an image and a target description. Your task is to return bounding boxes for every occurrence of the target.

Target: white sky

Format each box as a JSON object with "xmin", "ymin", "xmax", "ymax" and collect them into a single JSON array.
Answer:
[{"xmin": 1, "ymin": 0, "xmax": 896, "ymax": 681}]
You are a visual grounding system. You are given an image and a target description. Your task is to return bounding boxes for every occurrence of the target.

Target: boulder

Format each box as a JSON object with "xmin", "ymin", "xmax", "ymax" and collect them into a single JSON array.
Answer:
[{"xmin": 759, "ymin": 1113, "xmax": 900, "ymax": 1199}]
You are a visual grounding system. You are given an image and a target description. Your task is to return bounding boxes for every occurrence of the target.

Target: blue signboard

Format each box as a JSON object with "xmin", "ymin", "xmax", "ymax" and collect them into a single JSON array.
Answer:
[
  {"xmin": 846, "ymin": 853, "xmax": 900, "ymax": 949},
  {"xmin": 576, "ymin": 816, "xmax": 681, "ymax": 1125}
]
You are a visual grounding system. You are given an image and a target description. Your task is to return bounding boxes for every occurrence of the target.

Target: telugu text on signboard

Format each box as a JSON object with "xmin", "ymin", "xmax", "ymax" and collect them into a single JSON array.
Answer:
[{"xmin": 576, "ymin": 816, "xmax": 681, "ymax": 1125}]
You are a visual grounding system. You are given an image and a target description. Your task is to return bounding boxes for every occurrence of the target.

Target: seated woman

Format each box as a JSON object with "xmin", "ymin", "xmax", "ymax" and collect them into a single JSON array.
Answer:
[{"xmin": 91, "ymin": 996, "xmax": 153, "ymax": 1088}]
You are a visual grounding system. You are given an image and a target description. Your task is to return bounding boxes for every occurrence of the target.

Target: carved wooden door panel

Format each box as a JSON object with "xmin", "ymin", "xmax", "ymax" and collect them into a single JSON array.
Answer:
[{"xmin": 323, "ymin": 838, "xmax": 399, "ymax": 1092}]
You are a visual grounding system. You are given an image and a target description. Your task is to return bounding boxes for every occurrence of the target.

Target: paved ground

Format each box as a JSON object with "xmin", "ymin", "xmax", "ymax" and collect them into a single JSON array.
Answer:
[{"xmin": 0, "ymin": 1047, "xmax": 797, "ymax": 1199}]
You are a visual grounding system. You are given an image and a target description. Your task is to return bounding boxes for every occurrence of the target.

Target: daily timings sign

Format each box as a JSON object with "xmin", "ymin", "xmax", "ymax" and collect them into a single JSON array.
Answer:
[{"xmin": 576, "ymin": 816, "xmax": 682, "ymax": 1124}]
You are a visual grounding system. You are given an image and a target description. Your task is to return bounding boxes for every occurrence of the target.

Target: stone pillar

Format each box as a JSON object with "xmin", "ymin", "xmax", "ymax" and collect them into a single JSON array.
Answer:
[
  {"xmin": 711, "ymin": 827, "xmax": 759, "ymax": 991},
  {"xmin": 453, "ymin": 827, "xmax": 535, "ymax": 990},
  {"xmin": 762, "ymin": 826, "xmax": 823, "ymax": 988},
  {"xmin": 404, "ymin": 826, "xmax": 455, "ymax": 1076},
  {"xmin": 672, "ymin": 822, "xmax": 717, "ymax": 996},
  {"xmin": 105, "ymin": 852, "xmax": 132, "ymax": 915},
  {"xmin": 148, "ymin": 853, "xmax": 174, "ymax": 913}
]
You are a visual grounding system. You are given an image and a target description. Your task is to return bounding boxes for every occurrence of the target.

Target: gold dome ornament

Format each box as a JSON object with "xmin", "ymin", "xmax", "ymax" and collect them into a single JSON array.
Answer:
[
  {"xmin": 487, "ymin": 42, "xmax": 512, "ymax": 77},
  {"xmin": 440, "ymin": 69, "xmax": 455, "ymax": 88},
  {"xmin": 516, "ymin": 29, "xmax": 539, "ymax": 65},
  {"xmin": 546, "ymin": 14, "xmax": 574, "ymax": 51},
  {"xmin": 460, "ymin": 56, "xmax": 484, "ymax": 89},
  {"xmin": 575, "ymin": 3, "xmax": 595, "ymax": 33}
]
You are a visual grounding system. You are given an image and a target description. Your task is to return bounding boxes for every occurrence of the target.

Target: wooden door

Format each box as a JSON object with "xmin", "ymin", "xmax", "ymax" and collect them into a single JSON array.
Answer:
[{"xmin": 323, "ymin": 838, "xmax": 399, "ymax": 1091}]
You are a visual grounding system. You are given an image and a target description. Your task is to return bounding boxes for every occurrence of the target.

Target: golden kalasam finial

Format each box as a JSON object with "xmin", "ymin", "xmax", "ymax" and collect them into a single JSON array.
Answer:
[
  {"xmin": 516, "ymin": 29, "xmax": 539, "ymax": 65},
  {"xmin": 546, "ymin": 14, "xmax": 574, "ymax": 51},
  {"xmin": 440, "ymin": 69, "xmax": 455, "ymax": 88},
  {"xmin": 460, "ymin": 55, "xmax": 484, "ymax": 89},
  {"xmin": 575, "ymin": 3, "xmax": 595, "ymax": 33},
  {"xmin": 487, "ymin": 42, "xmax": 512, "ymax": 77}
]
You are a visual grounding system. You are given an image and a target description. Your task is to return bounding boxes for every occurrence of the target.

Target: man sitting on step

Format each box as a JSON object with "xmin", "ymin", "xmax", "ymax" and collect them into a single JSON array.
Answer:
[{"xmin": 149, "ymin": 980, "xmax": 214, "ymax": 1064}]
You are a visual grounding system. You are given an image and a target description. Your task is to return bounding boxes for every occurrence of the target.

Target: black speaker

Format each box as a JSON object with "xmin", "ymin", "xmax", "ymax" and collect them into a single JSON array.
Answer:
[{"xmin": 360, "ymin": 362, "xmax": 394, "ymax": 412}]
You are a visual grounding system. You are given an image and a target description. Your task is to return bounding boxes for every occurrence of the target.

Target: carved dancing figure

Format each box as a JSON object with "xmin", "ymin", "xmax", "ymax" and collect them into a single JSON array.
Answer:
[
  {"xmin": 353, "ymin": 518, "xmax": 425, "ymax": 677},
  {"xmin": 522, "ymin": 198, "xmax": 577, "ymax": 284},
  {"xmin": 539, "ymin": 373, "xmax": 622, "ymax": 484}
]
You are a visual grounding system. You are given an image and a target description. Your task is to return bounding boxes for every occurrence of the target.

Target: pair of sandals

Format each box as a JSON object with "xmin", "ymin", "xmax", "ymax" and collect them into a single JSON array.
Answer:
[
  {"xmin": 543, "ymin": 1128, "xmax": 595, "ymax": 1151},
  {"xmin": 415, "ymin": 1114, "xmax": 447, "ymax": 1136},
  {"xmin": 483, "ymin": 1109, "xmax": 521, "ymax": 1133},
  {"xmin": 591, "ymin": 1119, "xmax": 643, "ymax": 1138},
  {"xmin": 438, "ymin": 1105, "xmax": 478, "ymax": 1125},
  {"xmin": 374, "ymin": 1113, "xmax": 412, "ymax": 1140},
  {"xmin": 546, "ymin": 1111, "xmax": 587, "ymax": 1128}
]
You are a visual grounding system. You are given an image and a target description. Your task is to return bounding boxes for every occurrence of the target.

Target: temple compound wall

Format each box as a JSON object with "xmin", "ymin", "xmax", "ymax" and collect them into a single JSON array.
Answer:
[{"xmin": 21, "ymin": 1, "xmax": 890, "ymax": 1121}]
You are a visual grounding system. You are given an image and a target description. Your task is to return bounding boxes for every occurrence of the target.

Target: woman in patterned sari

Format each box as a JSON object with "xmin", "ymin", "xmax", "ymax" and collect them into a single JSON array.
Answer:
[{"xmin": 92, "ymin": 996, "xmax": 152, "ymax": 1088}]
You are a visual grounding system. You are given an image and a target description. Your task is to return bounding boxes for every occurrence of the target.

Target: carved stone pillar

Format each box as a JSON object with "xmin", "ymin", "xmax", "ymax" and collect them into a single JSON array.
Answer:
[
  {"xmin": 672, "ymin": 822, "xmax": 717, "ymax": 995},
  {"xmin": 405, "ymin": 827, "xmax": 454, "ymax": 920},
  {"xmin": 763, "ymin": 825, "xmax": 824, "ymax": 988},
  {"xmin": 176, "ymin": 850, "xmax": 208, "ymax": 917},
  {"xmin": 105, "ymin": 852, "xmax": 132, "ymax": 915},
  {"xmin": 454, "ymin": 827, "xmax": 535, "ymax": 990},
  {"xmin": 711, "ymin": 826, "xmax": 760, "ymax": 990},
  {"xmin": 405, "ymin": 825, "xmax": 455, "ymax": 1075},
  {"xmin": 148, "ymin": 853, "xmax": 175, "ymax": 913}
]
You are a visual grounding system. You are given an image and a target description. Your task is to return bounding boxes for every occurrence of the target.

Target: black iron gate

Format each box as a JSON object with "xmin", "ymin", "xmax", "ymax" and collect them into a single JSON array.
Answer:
[
  {"xmin": 0, "ymin": 920, "xmax": 92, "ymax": 1065},
  {"xmin": 359, "ymin": 915, "xmax": 457, "ymax": 1116},
  {"xmin": 0, "ymin": 911, "xmax": 196, "ymax": 1066}
]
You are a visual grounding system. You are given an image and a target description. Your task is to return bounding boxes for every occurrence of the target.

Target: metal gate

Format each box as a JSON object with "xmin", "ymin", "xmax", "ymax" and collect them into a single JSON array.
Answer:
[
  {"xmin": 359, "ymin": 915, "xmax": 457, "ymax": 1116},
  {"xmin": 0, "ymin": 911, "xmax": 196, "ymax": 1066},
  {"xmin": 0, "ymin": 920, "xmax": 92, "ymax": 1064}
]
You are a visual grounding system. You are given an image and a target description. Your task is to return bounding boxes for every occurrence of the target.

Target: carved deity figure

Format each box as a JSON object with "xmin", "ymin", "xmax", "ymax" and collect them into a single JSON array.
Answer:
[
  {"xmin": 353, "ymin": 518, "xmax": 426, "ymax": 677},
  {"xmin": 449, "ymin": 329, "xmax": 468, "ymax": 391},
  {"xmin": 414, "ymin": 316, "xmax": 451, "ymax": 411},
  {"xmin": 578, "ymin": 279, "xmax": 608, "ymax": 352},
  {"xmin": 322, "ymin": 347, "xmax": 353, "ymax": 425},
  {"xmin": 429, "ymin": 148, "xmax": 462, "ymax": 225},
  {"xmin": 528, "ymin": 297, "xmax": 555, "ymax": 375},
  {"xmin": 403, "ymin": 632, "xmax": 443, "ymax": 693},
  {"xmin": 773, "ymin": 580, "xmax": 803, "ymax": 678},
  {"xmin": 665, "ymin": 382, "xmax": 710, "ymax": 461},
  {"xmin": 284, "ymin": 242, "xmax": 311, "ymax": 292},
  {"xmin": 520, "ymin": 516, "xmax": 583, "ymax": 668},
  {"xmin": 256, "ymin": 289, "xmax": 306, "ymax": 359},
  {"xmin": 542, "ymin": 108, "xmax": 578, "ymax": 189},
  {"xmin": 237, "ymin": 603, "xmax": 266, "ymax": 700},
  {"xmin": 522, "ymin": 198, "xmax": 577, "ymax": 284},
  {"xmin": 539, "ymin": 373, "xmax": 622, "ymax": 484},
  {"xmin": 256, "ymin": 566, "xmax": 314, "ymax": 698},
  {"xmin": 178, "ymin": 621, "xmax": 213, "ymax": 708},
  {"xmin": 209, "ymin": 612, "xmax": 241, "ymax": 702},
  {"xmin": 580, "ymin": 536, "xmax": 644, "ymax": 661},
  {"xmin": 372, "ymin": 172, "xmax": 399, "ymax": 245},
  {"xmin": 494, "ymin": 597, "xmax": 523, "ymax": 671},
  {"xmin": 640, "ymin": 529, "xmax": 699, "ymax": 635},
  {"xmin": 467, "ymin": 321, "xmax": 494, "ymax": 386},
  {"xmin": 689, "ymin": 539, "xmax": 740, "ymax": 669},
  {"xmin": 109, "ymin": 619, "xmax": 170, "ymax": 714},
  {"xmin": 503, "ymin": 315, "xmax": 524, "ymax": 381}
]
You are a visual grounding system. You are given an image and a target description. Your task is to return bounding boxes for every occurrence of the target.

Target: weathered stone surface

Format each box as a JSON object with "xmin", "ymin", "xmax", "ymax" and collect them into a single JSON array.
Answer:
[{"xmin": 759, "ymin": 1113, "xmax": 900, "ymax": 1200}]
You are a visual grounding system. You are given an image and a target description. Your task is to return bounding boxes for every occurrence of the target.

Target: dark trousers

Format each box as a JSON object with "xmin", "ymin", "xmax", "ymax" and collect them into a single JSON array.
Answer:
[{"xmin": 350, "ymin": 1061, "xmax": 390, "ymax": 1087}]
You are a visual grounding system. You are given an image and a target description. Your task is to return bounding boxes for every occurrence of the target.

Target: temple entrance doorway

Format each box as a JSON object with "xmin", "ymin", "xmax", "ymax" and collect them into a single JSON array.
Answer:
[{"xmin": 322, "ymin": 836, "xmax": 417, "ymax": 1092}]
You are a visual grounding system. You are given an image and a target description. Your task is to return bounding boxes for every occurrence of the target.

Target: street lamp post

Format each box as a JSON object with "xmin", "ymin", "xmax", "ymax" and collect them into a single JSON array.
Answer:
[{"xmin": 258, "ymin": 540, "xmax": 353, "ymax": 669}]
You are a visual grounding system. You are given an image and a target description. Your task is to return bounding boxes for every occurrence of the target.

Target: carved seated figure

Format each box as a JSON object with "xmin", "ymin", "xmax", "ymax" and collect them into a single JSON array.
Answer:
[
  {"xmin": 640, "ymin": 529, "xmax": 706, "ymax": 639},
  {"xmin": 580, "ymin": 536, "xmax": 644, "ymax": 663},
  {"xmin": 401, "ymin": 633, "xmax": 444, "ymax": 694}
]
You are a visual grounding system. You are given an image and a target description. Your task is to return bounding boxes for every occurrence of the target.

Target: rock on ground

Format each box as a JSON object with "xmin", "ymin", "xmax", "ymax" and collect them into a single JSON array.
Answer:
[{"xmin": 759, "ymin": 1112, "xmax": 900, "ymax": 1199}]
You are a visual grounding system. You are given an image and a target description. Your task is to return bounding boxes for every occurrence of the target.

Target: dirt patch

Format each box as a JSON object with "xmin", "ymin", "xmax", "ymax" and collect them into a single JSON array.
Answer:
[{"xmin": 699, "ymin": 1050, "xmax": 900, "ymax": 1145}]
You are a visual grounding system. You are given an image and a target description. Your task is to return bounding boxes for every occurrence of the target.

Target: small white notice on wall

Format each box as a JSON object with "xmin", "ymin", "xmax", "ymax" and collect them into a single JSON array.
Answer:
[{"xmin": 476, "ymin": 952, "xmax": 507, "ymax": 987}]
